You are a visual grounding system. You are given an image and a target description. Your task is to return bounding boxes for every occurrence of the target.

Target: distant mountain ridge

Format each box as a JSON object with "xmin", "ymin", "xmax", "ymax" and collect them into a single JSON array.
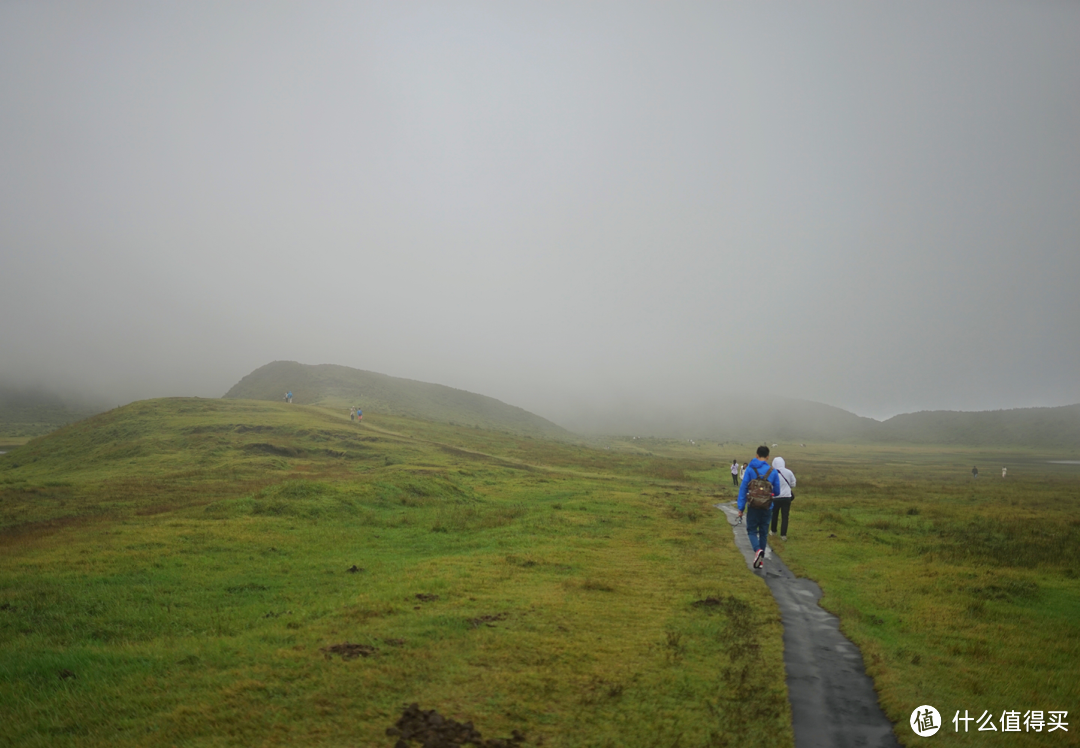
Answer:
[
  {"xmin": 223, "ymin": 361, "xmax": 571, "ymax": 439},
  {"xmin": 876, "ymin": 404, "xmax": 1080, "ymax": 447},
  {"xmin": 565, "ymin": 396, "xmax": 881, "ymax": 443},
  {"xmin": 0, "ymin": 386, "xmax": 107, "ymax": 439},
  {"xmin": 579, "ymin": 399, "xmax": 1080, "ymax": 448},
  {"xmin": 225, "ymin": 362, "xmax": 1079, "ymax": 448}
]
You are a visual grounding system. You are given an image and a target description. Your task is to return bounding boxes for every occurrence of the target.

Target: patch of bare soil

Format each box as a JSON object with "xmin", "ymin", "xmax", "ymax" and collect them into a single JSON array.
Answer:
[
  {"xmin": 691, "ymin": 595, "xmax": 751, "ymax": 616},
  {"xmin": 467, "ymin": 613, "xmax": 507, "ymax": 629},
  {"xmin": 691, "ymin": 596, "xmax": 725, "ymax": 609},
  {"xmin": 320, "ymin": 642, "xmax": 377, "ymax": 660},
  {"xmin": 387, "ymin": 703, "xmax": 525, "ymax": 748},
  {"xmin": 414, "ymin": 593, "xmax": 440, "ymax": 602}
]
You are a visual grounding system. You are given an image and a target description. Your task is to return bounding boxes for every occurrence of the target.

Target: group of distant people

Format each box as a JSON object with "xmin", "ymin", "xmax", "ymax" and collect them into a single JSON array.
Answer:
[
  {"xmin": 280, "ymin": 389, "xmax": 366, "ymax": 426},
  {"xmin": 279, "ymin": 389, "xmax": 365, "ymax": 424},
  {"xmin": 971, "ymin": 466, "xmax": 1008, "ymax": 479},
  {"xmin": 732, "ymin": 446, "xmax": 797, "ymax": 570}
]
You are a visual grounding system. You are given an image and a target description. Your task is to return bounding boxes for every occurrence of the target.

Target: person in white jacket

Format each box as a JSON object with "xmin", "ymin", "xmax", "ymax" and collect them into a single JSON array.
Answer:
[{"xmin": 769, "ymin": 456, "xmax": 797, "ymax": 540}]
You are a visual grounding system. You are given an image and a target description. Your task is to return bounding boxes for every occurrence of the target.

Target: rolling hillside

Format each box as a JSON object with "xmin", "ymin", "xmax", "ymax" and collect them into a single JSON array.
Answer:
[
  {"xmin": 876, "ymin": 404, "xmax": 1080, "ymax": 447},
  {"xmin": 570, "ymin": 397, "xmax": 1080, "ymax": 448},
  {"xmin": 568, "ymin": 396, "xmax": 880, "ymax": 443},
  {"xmin": 224, "ymin": 362, "xmax": 1079, "ymax": 448},
  {"xmin": 0, "ymin": 385, "xmax": 107, "ymax": 440},
  {"xmin": 0, "ymin": 394, "xmax": 791, "ymax": 747},
  {"xmin": 223, "ymin": 361, "xmax": 571, "ymax": 439}
]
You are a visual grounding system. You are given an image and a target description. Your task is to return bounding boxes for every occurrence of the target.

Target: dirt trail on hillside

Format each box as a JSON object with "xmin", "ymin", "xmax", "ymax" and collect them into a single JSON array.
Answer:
[{"xmin": 717, "ymin": 502, "xmax": 900, "ymax": 748}]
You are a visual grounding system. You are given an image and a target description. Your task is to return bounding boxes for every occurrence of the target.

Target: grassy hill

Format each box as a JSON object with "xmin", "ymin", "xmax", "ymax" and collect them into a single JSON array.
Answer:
[
  {"xmin": 0, "ymin": 397, "xmax": 789, "ymax": 747},
  {"xmin": 574, "ymin": 396, "xmax": 880, "ymax": 443},
  {"xmin": 224, "ymin": 361, "xmax": 571, "ymax": 439},
  {"xmin": 1, "ymin": 398, "xmax": 1077, "ymax": 746},
  {"xmin": 876, "ymin": 404, "xmax": 1080, "ymax": 448}
]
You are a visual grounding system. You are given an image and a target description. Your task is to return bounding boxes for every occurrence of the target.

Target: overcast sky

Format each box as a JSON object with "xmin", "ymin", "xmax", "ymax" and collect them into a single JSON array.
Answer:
[{"xmin": 2, "ymin": 1, "xmax": 1078, "ymax": 427}]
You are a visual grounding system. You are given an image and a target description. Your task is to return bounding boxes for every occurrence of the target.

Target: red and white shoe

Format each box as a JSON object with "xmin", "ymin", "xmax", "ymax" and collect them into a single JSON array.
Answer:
[{"xmin": 754, "ymin": 549, "xmax": 765, "ymax": 569}]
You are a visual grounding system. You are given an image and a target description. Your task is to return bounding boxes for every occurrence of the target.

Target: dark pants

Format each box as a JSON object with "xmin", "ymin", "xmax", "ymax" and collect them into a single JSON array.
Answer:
[
  {"xmin": 731, "ymin": 473, "xmax": 739, "ymax": 487},
  {"xmin": 746, "ymin": 504, "xmax": 772, "ymax": 554},
  {"xmin": 771, "ymin": 498, "xmax": 792, "ymax": 535}
]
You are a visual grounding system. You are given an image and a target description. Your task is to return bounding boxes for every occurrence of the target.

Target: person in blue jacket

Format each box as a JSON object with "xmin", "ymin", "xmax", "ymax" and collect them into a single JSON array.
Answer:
[{"xmin": 737, "ymin": 445, "xmax": 782, "ymax": 569}]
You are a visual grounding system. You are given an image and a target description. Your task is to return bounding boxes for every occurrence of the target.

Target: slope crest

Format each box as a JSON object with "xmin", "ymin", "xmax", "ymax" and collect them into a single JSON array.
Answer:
[{"xmin": 223, "ymin": 361, "xmax": 569, "ymax": 438}]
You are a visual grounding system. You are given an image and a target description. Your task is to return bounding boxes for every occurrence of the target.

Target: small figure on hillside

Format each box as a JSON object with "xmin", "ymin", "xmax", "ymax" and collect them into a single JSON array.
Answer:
[
  {"xmin": 286, "ymin": 391, "xmax": 293, "ymax": 404},
  {"xmin": 738, "ymin": 445, "xmax": 782, "ymax": 570},
  {"xmin": 1002, "ymin": 466, "xmax": 1007, "ymax": 478},
  {"xmin": 739, "ymin": 462, "xmax": 746, "ymax": 482},
  {"xmin": 356, "ymin": 408, "xmax": 362, "ymax": 423},
  {"xmin": 769, "ymin": 456, "xmax": 797, "ymax": 541},
  {"xmin": 972, "ymin": 466, "xmax": 978, "ymax": 479},
  {"xmin": 730, "ymin": 460, "xmax": 740, "ymax": 488},
  {"xmin": 350, "ymin": 408, "xmax": 356, "ymax": 421}
]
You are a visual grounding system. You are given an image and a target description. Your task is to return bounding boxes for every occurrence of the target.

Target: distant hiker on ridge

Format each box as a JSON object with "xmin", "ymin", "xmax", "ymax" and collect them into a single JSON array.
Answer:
[
  {"xmin": 1002, "ymin": 466, "xmax": 1007, "ymax": 478},
  {"xmin": 972, "ymin": 466, "xmax": 978, "ymax": 479},
  {"xmin": 737, "ymin": 445, "xmax": 781, "ymax": 570},
  {"xmin": 730, "ymin": 460, "xmax": 740, "ymax": 488}
]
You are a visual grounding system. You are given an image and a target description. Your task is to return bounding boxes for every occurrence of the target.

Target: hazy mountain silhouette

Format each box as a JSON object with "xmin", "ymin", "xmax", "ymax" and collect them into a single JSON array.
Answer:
[
  {"xmin": 577, "ymin": 398, "xmax": 1080, "ymax": 448},
  {"xmin": 876, "ymin": 404, "xmax": 1080, "ymax": 447},
  {"xmin": 223, "ymin": 361, "xmax": 571, "ymax": 439},
  {"xmin": 0, "ymin": 385, "xmax": 108, "ymax": 438}
]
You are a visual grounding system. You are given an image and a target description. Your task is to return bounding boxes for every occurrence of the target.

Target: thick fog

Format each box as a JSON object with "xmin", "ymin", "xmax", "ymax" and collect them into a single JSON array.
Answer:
[{"xmin": 2, "ymin": 2, "xmax": 1078, "ymax": 429}]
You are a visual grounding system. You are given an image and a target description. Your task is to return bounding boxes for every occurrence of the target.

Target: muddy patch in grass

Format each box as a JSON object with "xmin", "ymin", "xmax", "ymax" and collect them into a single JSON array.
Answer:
[
  {"xmin": 387, "ymin": 703, "xmax": 525, "ymax": 748},
  {"xmin": 691, "ymin": 595, "xmax": 755, "ymax": 627},
  {"xmin": 321, "ymin": 642, "xmax": 377, "ymax": 660},
  {"xmin": 414, "ymin": 593, "xmax": 440, "ymax": 603},
  {"xmin": 467, "ymin": 613, "xmax": 508, "ymax": 629}
]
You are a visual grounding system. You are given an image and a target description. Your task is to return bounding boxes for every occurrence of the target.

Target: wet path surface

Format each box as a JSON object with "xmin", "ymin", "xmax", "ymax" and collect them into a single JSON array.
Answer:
[{"xmin": 717, "ymin": 503, "xmax": 900, "ymax": 748}]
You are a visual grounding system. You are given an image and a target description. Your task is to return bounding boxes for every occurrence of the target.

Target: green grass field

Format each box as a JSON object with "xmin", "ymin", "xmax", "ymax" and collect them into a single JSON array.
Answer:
[
  {"xmin": 769, "ymin": 444, "xmax": 1080, "ymax": 746},
  {"xmin": 1, "ymin": 399, "xmax": 1077, "ymax": 746},
  {"xmin": 0, "ymin": 400, "xmax": 789, "ymax": 747}
]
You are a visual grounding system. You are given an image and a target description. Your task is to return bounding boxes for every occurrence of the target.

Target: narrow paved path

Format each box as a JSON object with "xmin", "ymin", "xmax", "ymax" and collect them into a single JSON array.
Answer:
[{"xmin": 717, "ymin": 503, "xmax": 901, "ymax": 748}]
